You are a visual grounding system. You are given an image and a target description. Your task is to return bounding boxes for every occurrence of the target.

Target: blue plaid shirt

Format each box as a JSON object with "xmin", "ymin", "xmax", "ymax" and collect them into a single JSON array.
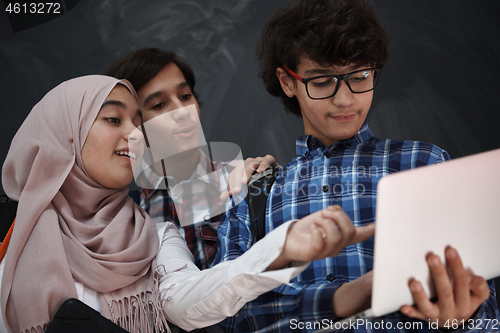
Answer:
[{"xmin": 214, "ymin": 123, "xmax": 499, "ymax": 332}]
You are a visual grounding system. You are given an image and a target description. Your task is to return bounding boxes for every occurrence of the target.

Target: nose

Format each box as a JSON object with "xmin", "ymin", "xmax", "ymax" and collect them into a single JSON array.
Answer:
[
  {"xmin": 331, "ymin": 80, "xmax": 355, "ymax": 107},
  {"xmin": 171, "ymin": 105, "xmax": 191, "ymax": 122},
  {"xmin": 124, "ymin": 122, "xmax": 143, "ymax": 143},
  {"xmin": 126, "ymin": 129, "xmax": 143, "ymax": 143}
]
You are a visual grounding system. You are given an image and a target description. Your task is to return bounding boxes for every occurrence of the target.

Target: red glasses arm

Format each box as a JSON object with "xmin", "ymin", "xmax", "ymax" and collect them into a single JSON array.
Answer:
[{"xmin": 282, "ymin": 65, "xmax": 303, "ymax": 82}]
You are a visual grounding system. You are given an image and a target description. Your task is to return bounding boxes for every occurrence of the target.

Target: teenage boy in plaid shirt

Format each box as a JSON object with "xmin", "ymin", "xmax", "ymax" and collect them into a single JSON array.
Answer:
[{"xmin": 214, "ymin": 0, "xmax": 499, "ymax": 332}]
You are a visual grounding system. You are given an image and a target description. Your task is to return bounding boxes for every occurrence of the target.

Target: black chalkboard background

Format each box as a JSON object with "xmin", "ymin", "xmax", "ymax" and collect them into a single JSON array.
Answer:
[
  {"xmin": 1, "ymin": 0, "xmax": 500, "ymax": 308},
  {"xmin": 1, "ymin": 0, "xmax": 500, "ymax": 176}
]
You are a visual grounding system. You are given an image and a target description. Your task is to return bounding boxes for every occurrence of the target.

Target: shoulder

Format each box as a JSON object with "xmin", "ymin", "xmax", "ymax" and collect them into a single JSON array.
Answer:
[{"xmin": 372, "ymin": 138, "xmax": 450, "ymax": 166}]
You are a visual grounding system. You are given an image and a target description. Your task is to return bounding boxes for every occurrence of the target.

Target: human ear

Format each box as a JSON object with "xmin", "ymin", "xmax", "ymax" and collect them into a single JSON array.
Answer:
[{"xmin": 276, "ymin": 67, "xmax": 295, "ymax": 98}]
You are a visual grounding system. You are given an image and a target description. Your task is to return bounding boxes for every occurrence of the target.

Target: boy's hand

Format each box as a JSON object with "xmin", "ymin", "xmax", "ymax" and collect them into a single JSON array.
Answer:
[
  {"xmin": 267, "ymin": 205, "xmax": 375, "ymax": 270},
  {"xmin": 220, "ymin": 155, "xmax": 279, "ymax": 202},
  {"xmin": 400, "ymin": 247, "xmax": 490, "ymax": 327}
]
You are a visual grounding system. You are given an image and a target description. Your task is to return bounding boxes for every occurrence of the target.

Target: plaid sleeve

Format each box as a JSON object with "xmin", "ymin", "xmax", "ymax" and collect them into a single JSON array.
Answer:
[
  {"xmin": 433, "ymin": 146, "xmax": 451, "ymax": 163},
  {"xmin": 217, "ymin": 279, "xmax": 342, "ymax": 332},
  {"xmin": 214, "ymin": 194, "xmax": 253, "ymax": 265},
  {"xmin": 289, "ymin": 281, "xmax": 341, "ymax": 324}
]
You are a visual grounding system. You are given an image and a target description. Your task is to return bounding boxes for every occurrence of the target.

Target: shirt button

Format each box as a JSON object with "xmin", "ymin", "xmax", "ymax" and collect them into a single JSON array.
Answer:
[
  {"xmin": 322, "ymin": 185, "xmax": 329, "ymax": 192},
  {"xmin": 204, "ymin": 215, "xmax": 210, "ymax": 222},
  {"xmin": 324, "ymin": 151, "xmax": 332, "ymax": 158},
  {"xmin": 311, "ymin": 140, "xmax": 316, "ymax": 147},
  {"xmin": 327, "ymin": 274, "xmax": 334, "ymax": 282}
]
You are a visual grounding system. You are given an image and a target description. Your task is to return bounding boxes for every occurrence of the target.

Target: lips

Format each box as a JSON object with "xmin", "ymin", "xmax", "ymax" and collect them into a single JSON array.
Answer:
[
  {"xmin": 175, "ymin": 123, "xmax": 197, "ymax": 137},
  {"xmin": 331, "ymin": 113, "xmax": 356, "ymax": 123},
  {"xmin": 115, "ymin": 150, "xmax": 137, "ymax": 160}
]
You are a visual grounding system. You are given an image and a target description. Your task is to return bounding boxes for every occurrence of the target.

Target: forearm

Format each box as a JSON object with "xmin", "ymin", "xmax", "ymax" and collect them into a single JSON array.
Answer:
[{"xmin": 158, "ymin": 222, "xmax": 308, "ymax": 331}]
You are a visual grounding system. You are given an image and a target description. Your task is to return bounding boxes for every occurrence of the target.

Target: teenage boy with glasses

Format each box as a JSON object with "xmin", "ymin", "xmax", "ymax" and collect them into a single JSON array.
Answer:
[{"xmin": 214, "ymin": 0, "xmax": 499, "ymax": 332}]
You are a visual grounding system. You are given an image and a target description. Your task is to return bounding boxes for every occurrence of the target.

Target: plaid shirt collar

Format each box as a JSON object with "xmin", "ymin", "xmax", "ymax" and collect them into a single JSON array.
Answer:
[
  {"xmin": 139, "ymin": 150, "xmax": 216, "ymax": 199},
  {"xmin": 296, "ymin": 122, "xmax": 375, "ymax": 157}
]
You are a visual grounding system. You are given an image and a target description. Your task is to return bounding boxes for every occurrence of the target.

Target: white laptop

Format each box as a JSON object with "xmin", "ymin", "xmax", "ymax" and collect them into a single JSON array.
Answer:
[{"xmin": 319, "ymin": 148, "xmax": 500, "ymax": 330}]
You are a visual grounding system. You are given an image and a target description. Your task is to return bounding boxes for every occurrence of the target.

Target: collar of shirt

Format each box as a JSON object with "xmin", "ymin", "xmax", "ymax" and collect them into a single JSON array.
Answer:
[
  {"xmin": 139, "ymin": 150, "xmax": 217, "ymax": 199},
  {"xmin": 295, "ymin": 122, "xmax": 374, "ymax": 158}
]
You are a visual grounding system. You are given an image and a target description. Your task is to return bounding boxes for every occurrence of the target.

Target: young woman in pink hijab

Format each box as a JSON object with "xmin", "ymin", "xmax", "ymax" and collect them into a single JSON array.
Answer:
[{"xmin": 0, "ymin": 75, "xmax": 374, "ymax": 333}]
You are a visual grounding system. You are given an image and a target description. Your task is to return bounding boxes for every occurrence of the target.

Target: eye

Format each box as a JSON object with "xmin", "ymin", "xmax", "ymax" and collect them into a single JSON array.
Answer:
[
  {"xmin": 311, "ymin": 77, "xmax": 336, "ymax": 88},
  {"xmin": 350, "ymin": 71, "xmax": 370, "ymax": 83},
  {"xmin": 106, "ymin": 117, "xmax": 120, "ymax": 124},
  {"xmin": 180, "ymin": 93, "xmax": 192, "ymax": 101},
  {"xmin": 151, "ymin": 102, "xmax": 165, "ymax": 110}
]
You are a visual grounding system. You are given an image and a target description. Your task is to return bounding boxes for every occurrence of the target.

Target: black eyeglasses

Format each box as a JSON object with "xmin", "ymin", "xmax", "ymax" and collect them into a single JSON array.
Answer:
[{"xmin": 283, "ymin": 65, "xmax": 381, "ymax": 100}]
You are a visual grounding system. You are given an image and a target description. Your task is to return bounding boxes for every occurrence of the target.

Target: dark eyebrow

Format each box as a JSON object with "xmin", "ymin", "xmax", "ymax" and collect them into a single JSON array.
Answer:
[
  {"xmin": 100, "ymin": 100, "xmax": 126, "ymax": 110},
  {"xmin": 143, "ymin": 91, "xmax": 164, "ymax": 107},
  {"xmin": 304, "ymin": 64, "xmax": 365, "ymax": 77},
  {"xmin": 304, "ymin": 68, "xmax": 333, "ymax": 76}
]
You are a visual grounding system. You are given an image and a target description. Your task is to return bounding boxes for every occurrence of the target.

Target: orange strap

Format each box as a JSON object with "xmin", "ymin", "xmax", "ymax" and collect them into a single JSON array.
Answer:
[{"xmin": 0, "ymin": 218, "xmax": 15, "ymax": 262}]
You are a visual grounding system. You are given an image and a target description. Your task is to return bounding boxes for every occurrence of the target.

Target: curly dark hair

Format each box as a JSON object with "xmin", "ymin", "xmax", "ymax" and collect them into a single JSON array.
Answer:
[
  {"xmin": 257, "ymin": 0, "xmax": 388, "ymax": 117},
  {"xmin": 106, "ymin": 48, "xmax": 201, "ymax": 104}
]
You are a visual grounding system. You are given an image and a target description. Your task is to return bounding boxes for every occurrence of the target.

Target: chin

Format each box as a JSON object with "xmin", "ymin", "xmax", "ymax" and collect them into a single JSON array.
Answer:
[
  {"xmin": 330, "ymin": 133, "xmax": 354, "ymax": 143},
  {"xmin": 337, "ymin": 125, "xmax": 361, "ymax": 138},
  {"xmin": 110, "ymin": 174, "xmax": 134, "ymax": 190},
  {"xmin": 177, "ymin": 144, "xmax": 200, "ymax": 156}
]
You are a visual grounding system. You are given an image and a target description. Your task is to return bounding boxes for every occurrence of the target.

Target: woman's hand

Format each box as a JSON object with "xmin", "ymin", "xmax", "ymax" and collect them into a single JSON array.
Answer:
[{"xmin": 267, "ymin": 205, "xmax": 375, "ymax": 270}]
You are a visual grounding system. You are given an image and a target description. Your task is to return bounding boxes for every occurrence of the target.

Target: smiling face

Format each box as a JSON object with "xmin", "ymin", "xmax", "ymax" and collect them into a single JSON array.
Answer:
[
  {"xmin": 278, "ymin": 57, "xmax": 373, "ymax": 147},
  {"xmin": 81, "ymin": 84, "xmax": 142, "ymax": 189}
]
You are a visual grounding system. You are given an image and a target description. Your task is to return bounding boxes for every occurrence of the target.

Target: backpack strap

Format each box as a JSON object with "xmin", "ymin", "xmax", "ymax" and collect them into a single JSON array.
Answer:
[
  {"xmin": 0, "ymin": 195, "xmax": 17, "ymax": 242},
  {"xmin": 245, "ymin": 167, "xmax": 278, "ymax": 246},
  {"xmin": 0, "ymin": 218, "xmax": 14, "ymax": 261}
]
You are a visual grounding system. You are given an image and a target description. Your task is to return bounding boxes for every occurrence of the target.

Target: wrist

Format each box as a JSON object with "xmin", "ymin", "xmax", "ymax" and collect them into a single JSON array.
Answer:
[
  {"xmin": 332, "ymin": 272, "xmax": 373, "ymax": 318},
  {"xmin": 280, "ymin": 220, "xmax": 299, "ymax": 262},
  {"xmin": 265, "ymin": 220, "xmax": 298, "ymax": 271}
]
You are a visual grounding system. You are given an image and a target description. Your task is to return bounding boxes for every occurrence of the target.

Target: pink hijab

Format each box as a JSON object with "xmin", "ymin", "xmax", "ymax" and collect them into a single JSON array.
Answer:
[{"xmin": 1, "ymin": 75, "xmax": 167, "ymax": 333}]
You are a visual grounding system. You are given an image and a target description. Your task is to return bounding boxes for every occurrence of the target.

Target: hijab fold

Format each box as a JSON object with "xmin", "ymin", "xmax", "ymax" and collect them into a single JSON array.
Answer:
[{"xmin": 1, "ymin": 75, "xmax": 168, "ymax": 333}]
